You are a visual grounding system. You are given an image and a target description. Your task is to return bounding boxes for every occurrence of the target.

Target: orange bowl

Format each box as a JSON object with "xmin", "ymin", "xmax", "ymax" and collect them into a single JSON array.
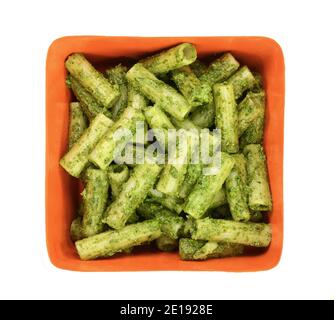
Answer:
[{"xmin": 46, "ymin": 36, "xmax": 284, "ymax": 272}]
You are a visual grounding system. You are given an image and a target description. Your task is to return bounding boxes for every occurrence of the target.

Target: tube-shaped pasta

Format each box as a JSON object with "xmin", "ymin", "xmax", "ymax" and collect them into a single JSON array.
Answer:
[
  {"xmin": 179, "ymin": 239, "xmax": 244, "ymax": 261},
  {"xmin": 191, "ymin": 217, "xmax": 272, "ymax": 247},
  {"xmin": 178, "ymin": 163, "xmax": 202, "ymax": 198},
  {"xmin": 225, "ymin": 154, "xmax": 251, "ymax": 222},
  {"xmin": 126, "ymin": 63, "xmax": 191, "ymax": 121},
  {"xmin": 184, "ymin": 152, "xmax": 235, "ymax": 219},
  {"xmin": 103, "ymin": 163, "xmax": 162, "ymax": 229},
  {"xmin": 127, "ymin": 84, "xmax": 148, "ymax": 110},
  {"xmin": 199, "ymin": 53, "xmax": 240, "ymax": 85},
  {"xmin": 209, "ymin": 188, "xmax": 227, "ymax": 209},
  {"xmin": 65, "ymin": 53, "xmax": 120, "ymax": 108},
  {"xmin": 136, "ymin": 200, "xmax": 166, "ymax": 220},
  {"xmin": 156, "ymin": 235, "xmax": 178, "ymax": 252},
  {"xmin": 190, "ymin": 60, "xmax": 207, "ymax": 78},
  {"xmin": 140, "ymin": 43, "xmax": 197, "ymax": 74},
  {"xmin": 81, "ymin": 168, "xmax": 109, "ymax": 237},
  {"xmin": 243, "ymin": 144, "xmax": 272, "ymax": 211},
  {"xmin": 171, "ymin": 66, "xmax": 212, "ymax": 108},
  {"xmin": 238, "ymin": 92, "xmax": 263, "ymax": 137},
  {"xmin": 226, "ymin": 66, "xmax": 256, "ymax": 100},
  {"xmin": 189, "ymin": 101, "xmax": 215, "ymax": 128},
  {"xmin": 193, "ymin": 241, "xmax": 244, "ymax": 260},
  {"xmin": 155, "ymin": 210, "xmax": 184, "ymax": 239},
  {"xmin": 156, "ymin": 130, "xmax": 193, "ymax": 196},
  {"xmin": 68, "ymin": 102, "xmax": 87, "ymax": 149},
  {"xmin": 179, "ymin": 239, "xmax": 205, "ymax": 260},
  {"xmin": 108, "ymin": 164, "xmax": 130, "ymax": 198},
  {"xmin": 148, "ymin": 189, "xmax": 184, "ymax": 214},
  {"xmin": 105, "ymin": 64, "xmax": 128, "ymax": 120},
  {"xmin": 70, "ymin": 217, "xmax": 83, "ymax": 241},
  {"xmin": 144, "ymin": 105, "xmax": 175, "ymax": 146},
  {"xmin": 251, "ymin": 72, "xmax": 263, "ymax": 93},
  {"xmin": 214, "ymin": 83, "xmax": 239, "ymax": 153},
  {"xmin": 239, "ymin": 92, "xmax": 265, "ymax": 147},
  {"xmin": 67, "ymin": 75, "xmax": 112, "ymax": 120},
  {"xmin": 89, "ymin": 107, "xmax": 145, "ymax": 170},
  {"xmin": 60, "ymin": 114, "xmax": 114, "ymax": 178},
  {"xmin": 75, "ymin": 219, "xmax": 161, "ymax": 260},
  {"xmin": 171, "ymin": 118, "xmax": 199, "ymax": 130}
]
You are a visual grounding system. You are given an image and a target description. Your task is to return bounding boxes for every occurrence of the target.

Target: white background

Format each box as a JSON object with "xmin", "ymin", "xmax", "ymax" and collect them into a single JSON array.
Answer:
[{"xmin": 0, "ymin": 0, "xmax": 333, "ymax": 300}]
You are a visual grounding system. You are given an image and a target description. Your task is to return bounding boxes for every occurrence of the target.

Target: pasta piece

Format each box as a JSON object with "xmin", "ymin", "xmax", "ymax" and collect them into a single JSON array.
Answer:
[
  {"xmin": 75, "ymin": 219, "xmax": 161, "ymax": 260},
  {"xmin": 81, "ymin": 168, "xmax": 109, "ymax": 237},
  {"xmin": 126, "ymin": 63, "xmax": 192, "ymax": 121},
  {"xmin": 60, "ymin": 114, "xmax": 113, "ymax": 177},
  {"xmin": 140, "ymin": 43, "xmax": 197, "ymax": 74},
  {"xmin": 67, "ymin": 75, "xmax": 112, "ymax": 120},
  {"xmin": 189, "ymin": 101, "xmax": 215, "ymax": 128},
  {"xmin": 65, "ymin": 53, "xmax": 120, "ymax": 108},
  {"xmin": 156, "ymin": 235, "xmax": 178, "ymax": 252},
  {"xmin": 238, "ymin": 91, "xmax": 264, "ymax": 136},
  {"xmin": 103, "ymin": 162, "xmax": 162, "ymax": 229},
  {"xmin": 226, "ymin": 66, "xmax": 256, "ymax": 100},
  {"xmin": 108, "ymin": 164, "xmax": 130, "ymax": 198},
  {"xmin": 68, "ymin": 102, "xmax": 87, "ymax": 149},
  {"xmin": 184, "ymin": 152, "xmax": 235, "ymax": 219},
  {"xmin": 190, "ymin": 60, "xmax": 207, "ymax": 78},
  {"xmin": 225, "ymin": 154, "xmax": 251, "ymax": 222},
  {"xmin": 199, "ymin": 53, "xmax": 239, "ymax": 85},
  {"xmin": 105, "ymin": 64, "xmax": 128, "ymax": 120},
  {"xmin": 191, "ymin": 217, "xmax": 272, "ymax": 247},
  {"xmin": 70, "ymin": 217, "xmax": 83, "ymax": 242},
  {"xmin": 89, "ymin": 107, "xmax": 145, "ymax": 170},
  {"xmin": 214, "ymin": 83, "xmax": 239, "ymax": 153},
  {"xmin": 127, "ymin": 84, "xmax": 148, "ymax": 110},
  {"xmin": 243, "ymin": 144, "xmax": 272, "ymax": 211},
  {"xmin": 171, "ymin": 66, "xmax": 212, "ymax": 108}
]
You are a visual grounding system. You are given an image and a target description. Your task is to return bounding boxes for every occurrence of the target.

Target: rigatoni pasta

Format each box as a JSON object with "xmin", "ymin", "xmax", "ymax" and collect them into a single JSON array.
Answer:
[{"xmin": 60, "ymin": 43, "xmax": 273, "ymax": 261}]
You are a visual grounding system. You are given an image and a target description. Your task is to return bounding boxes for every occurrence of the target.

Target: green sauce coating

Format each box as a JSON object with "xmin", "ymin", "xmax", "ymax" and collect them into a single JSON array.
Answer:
[
  {"xmin": 184, "ymin": 152, "xmax": 235, "ymax": 219},
  {"xmin": 103, "ymin": 162, "xmax": 162, "ymax": 229},
  {"xmin": 189, "ymin": 101, "xmax": 215, "ymax": 128},
  {"xmin": 68, "ymin": 102, "xmax": 88, "ymax": 149},
  {"xmin": 148, "ymin": 189, "xmax": 184, "ymax": 214},
  {"xmin": 243, "ymin": 144, "xmax": 272, "ymax": 211},
  {"xmin": 199, "ymin": 53, "xmax": 240, "ymax": 85},
  {"xmin": 70, "ymin": 217, "xmax": 83, "ymax": 241},
  {"xmin": 65, "ymin": 53, "xmax": 120, "ymax": 109},
  {"xmin": 126, "ymin": 63, "xmax": 192, "ymax": 121},
  {"xmin": 190, "ymin": 60, "xmax": 208, "ymax": 78},
  {"xmin": 239, "ymin": 91, "xmax": 265, "ymax": 148},
  {"xmin": 238, "ymin": 91, "xmax": 263, "ymax": 137},
  {"xmin": 156, "ymin": 235, "xmax": 178, "ymax": 252},
  {"xmin": 140, "ymin": 43, "xmax": 197, "ymax": 74},
  {"xmin": 226, "ymin": 66, "xmax": 256, "ymax": 100},
  {"xmin": 127, "ymin": 84, "xmax": 148, "ymax": 111},
  {"xmin": 225, "ymin": 154, "xmax": 251, "ymax": 222},
  {"xmin": 75, "ymin": 219, "xmax": 162, "ymax": 260},
  {"xmin": 171, "ymin": 66, "xmax": 212, "ymax": 108},
  {"xmin": 108, "ymin": 164, "xmax": 130, "ymax": 199},
  {"xmin": 89, "ymin": 107, "xmax": 145, "ymax": 170},
  {"xmin": 60, "ymin": 114, "xmax": 114, "ymax": 178},
  {"xmin": 191, "ymin": 217, "xmax": 272, "ymax": 247},
  {"xmin": 67, "ymin": 75, "xmax": 113, "ymax": 120},
  {"xmin": 214, "ymin": 84, "xmax": 239, "ymax": 153},
  {"xmin": 106, "ymin": 64, "xmax": 128, "ymax": 120},
  {"xmin": 81, "ymin": 168, "xmax": 109, "ymax": 237}
]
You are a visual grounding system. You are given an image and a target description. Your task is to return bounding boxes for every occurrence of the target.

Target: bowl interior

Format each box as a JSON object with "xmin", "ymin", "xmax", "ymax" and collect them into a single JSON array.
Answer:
[{"xmin": 46, "ymin": 36, "xmax": 284, "ymax": 271}]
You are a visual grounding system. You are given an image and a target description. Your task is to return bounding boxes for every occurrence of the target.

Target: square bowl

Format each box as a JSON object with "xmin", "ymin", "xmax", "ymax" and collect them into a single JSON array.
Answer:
[{"xmin": 46, "ymin": 36, "xmax": 284, "ymax": 272}]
